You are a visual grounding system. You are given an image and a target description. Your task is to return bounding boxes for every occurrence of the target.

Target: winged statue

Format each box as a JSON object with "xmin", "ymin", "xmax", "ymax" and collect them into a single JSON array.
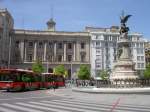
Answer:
[
  {"xmin": 120, "ymin": 15, "xmax": 132, "ymax": 24},
  {"xmin": 119, "ymin": 13, "xmax": 132, "ymax": 34}
]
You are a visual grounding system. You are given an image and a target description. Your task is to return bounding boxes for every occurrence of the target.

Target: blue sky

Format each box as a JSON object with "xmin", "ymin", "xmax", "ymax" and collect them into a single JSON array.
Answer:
[{"xmin": 0, "ymin": 0, "xmax": 150, "ymax": 38}]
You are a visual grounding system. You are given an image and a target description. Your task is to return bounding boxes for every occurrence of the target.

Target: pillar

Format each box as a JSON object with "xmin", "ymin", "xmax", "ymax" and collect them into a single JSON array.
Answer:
[
  {"xmin": 64, "ymin": 41, "xmax": 67, "ymax": 61},
  {"xmin": 34, "ymin": 41, "xmax": 37, "ymax": 61},
  {"xmin": 44, "ymin": 41, "xmax": 47, "ymax": 61}
]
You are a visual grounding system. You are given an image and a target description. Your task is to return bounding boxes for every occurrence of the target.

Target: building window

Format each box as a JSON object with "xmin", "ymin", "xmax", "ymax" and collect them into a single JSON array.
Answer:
[
  {"xmin": 137, "ymin": 63, "xmax": 140, "ymax": 68},
  {"xmin": 141, "ymin": 63, "xmax": 144, "ymax": 68},
  {"xmin": 96, "ymin": 49, "xmax": 101, "ymax": 54},
  {"xmin": 47, "ymin": 55, "xmax": 52, "ymax": 61},
  {"xmin": 141, "ymin": 56, "xmax": 144, "ymax": 61},
  {"xmin": 68, "ymin": 43, "xmax": 72, "ymax": 49},
  {"xmin": 104, "ymin": 35, "xmax": 109, "ymax": 41},
  {"xmin": 49, "ymin": 42, "xmax": 52, "ymax": 48},
  {"xmin": 28, "ymin": 54, "xmax": 32, "ymax": 62},
  {"xmin": 136, "ymin": 43, "xmax": 139, "ymax": 48},
  {"xmin": 28, "ymin": 42, "xmax": 33, "ymax": 47},
  {"xmin": 81, "ymin": 54, "xmax": 85, "ymax": 62},
  {"xmin": 140, "ymin": 43, "xmax": 143, "ymax": 48},
  {"xmin": 39, "ymin": 42, "xmax": 43, "ymax": 48},
  {"xmin": 137, "ymin": 56, "xmax": 140, "ymax": 61},
  {"xmin": 58, "ymin": 55, "xmax": 62, "ymax": 62},
  {"xmin": 15, "ymin": 41, "xmax": 19, "ymax": 48},
  {"xmin": 68, "ymin": 55, "xmax": 72, "ymax": 62},
  {"xmin": 140, "ymin": 49, "xmax": 144, "ymax": 54},
  {"xmin": 81, "ymin": 43, "xmax": 85, "ymax": 49},
  {"xmin": 96, "ymin": 42, "xmax": 100, "ymax": 46},
  {"xmin": 95, "ymin": 35, "xmax": 98, "ymax": 39},
  {"xmin": 96, "ymin": 55, "xmax": 101, "ymax": 60},
  {"xmin": 58, "ymin": 43, "xmax": 63, "ymax": 49}
]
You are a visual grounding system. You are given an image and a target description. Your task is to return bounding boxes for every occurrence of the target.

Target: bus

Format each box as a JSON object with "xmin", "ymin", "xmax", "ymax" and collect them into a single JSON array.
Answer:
[
  {"xmin": 0, "ymin": 69, "xmax": 65, "ymax": 91},
  {"xmin": 42, "ymin": 73, "xmax": 65, "ymax": 89}
]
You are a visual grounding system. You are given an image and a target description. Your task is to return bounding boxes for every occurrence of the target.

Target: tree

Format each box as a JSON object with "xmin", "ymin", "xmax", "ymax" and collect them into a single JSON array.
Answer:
[
  {"xmin": 98, "ymin": 70, "xmax": 109, "ymax": 80},
  {"xmin": 77, "ymin": 65, "xmax": 90, "ymax": 80},
  {"xmin": 54, "ymin": 65, "xmax": 66, "ymax": 76},
  {"xmin": 32, "ymin": 60, "xmax": 44, "ymax": 74},
  {"xmin": 144, "ymin": 64, "xmax": 150, "ymax": 79}
]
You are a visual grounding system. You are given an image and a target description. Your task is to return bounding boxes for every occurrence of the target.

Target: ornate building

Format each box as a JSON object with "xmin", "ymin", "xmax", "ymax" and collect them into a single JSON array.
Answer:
[
  {"xmin": 86, "ymin": 26, "xmax": 145, "ymax": 78},
  {"xmin": 0, "ymin": 9, "xmax": 90, "ymax": 79}
]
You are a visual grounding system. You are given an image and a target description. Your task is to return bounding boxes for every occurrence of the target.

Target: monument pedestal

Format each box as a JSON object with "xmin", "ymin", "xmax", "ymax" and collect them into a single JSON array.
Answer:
[{"xmin": 110, "ymin": 36, "xmax": 138, "ymax": 81}]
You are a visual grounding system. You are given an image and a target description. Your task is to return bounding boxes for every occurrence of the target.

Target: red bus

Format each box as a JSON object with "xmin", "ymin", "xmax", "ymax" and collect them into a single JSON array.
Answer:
[
  {"xmin": 0, "ymin": 69, "xmax": 42, "ymax": 91},
  {"xmin": 42, "ymin": 73, "xmax": 65, "ymax": 89},
  {"xmin": 0, "ymin": 69, "xmax": 65, "ymax": 91}
]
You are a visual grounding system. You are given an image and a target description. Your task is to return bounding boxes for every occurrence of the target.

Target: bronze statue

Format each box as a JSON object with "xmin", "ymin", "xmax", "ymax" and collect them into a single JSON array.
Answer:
[{"xmin": 119, "ymin": 12, "xmax": 132, "ymax": 34}]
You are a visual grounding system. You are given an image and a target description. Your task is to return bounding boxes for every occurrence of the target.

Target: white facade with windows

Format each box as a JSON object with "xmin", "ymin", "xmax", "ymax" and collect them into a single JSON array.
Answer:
[{"xmin": 86, "ymin": 26, "xmax": 146, "ymax": 78}]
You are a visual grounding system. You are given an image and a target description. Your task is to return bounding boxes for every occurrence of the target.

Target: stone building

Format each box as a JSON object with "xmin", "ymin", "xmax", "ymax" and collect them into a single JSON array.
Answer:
[
  {"xmin": 145, "ymin": 41, "xmax": 150, "ymax": 65},
  {"xmin": 86, "ymin": 26, "xmax": 145, "ymax": 78},
  {"xmin": 0, "ymin": 9, "xmax": 90, "ymax": 79},
  {"xmin": 0, "ymin": 9, "xmax": 14, "ymax": 67}
]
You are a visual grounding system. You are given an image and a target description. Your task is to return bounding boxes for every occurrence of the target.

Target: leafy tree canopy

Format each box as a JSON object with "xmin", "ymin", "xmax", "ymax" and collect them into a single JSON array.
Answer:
[
  {"xmin": 54, "ymin": 65, "xmax": 67, "ymax": 77},
  {"xmin": 32, "ymin": 60, "xmax": 44, "ymax": 74},
  {"xmin": 144, "ymin": 64, "xmax": 150, "ymax": 79},
  {"xmin": 98, "ymin": 70, "xmax": 109, "ymax": 80},
  {"xmin": 77, "ymin": 65, "xmax": 90, "ymax": 80}
]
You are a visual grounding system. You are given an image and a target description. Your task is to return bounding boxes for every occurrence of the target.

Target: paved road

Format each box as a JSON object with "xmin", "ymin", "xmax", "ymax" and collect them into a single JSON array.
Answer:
[{"xmin": 0, "ymin": 88, "xmax": 150, "ymax": 112}]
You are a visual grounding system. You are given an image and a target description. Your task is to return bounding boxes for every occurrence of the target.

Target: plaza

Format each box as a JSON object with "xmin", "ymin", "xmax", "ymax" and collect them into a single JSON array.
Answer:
[
  {"xmin": 0, "ymin": 88, "xmax": 150, "ymax": 112},
  {"xmin": 0, "ymin": 0, "xmax": 150, "ymax": 112}
]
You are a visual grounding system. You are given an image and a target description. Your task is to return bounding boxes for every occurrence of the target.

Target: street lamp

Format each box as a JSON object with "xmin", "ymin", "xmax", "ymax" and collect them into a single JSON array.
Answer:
[{"xmin": 70, "ymin": 59, "xmax": 73, "ymax": 87}]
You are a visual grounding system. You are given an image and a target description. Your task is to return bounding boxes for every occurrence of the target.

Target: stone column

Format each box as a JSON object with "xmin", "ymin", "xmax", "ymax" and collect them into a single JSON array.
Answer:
[
  {"xmin": 64, "ymin": 41, "xmax": 67, "ymax": 61},
  {"xmin": 24, "ymin": 40, "xmax": 27, "ymax": 62},
  {"xmin": 20, "ymin": 41, "xmax": 24, "ymax": 62},
  {"xmin": 54, "ymin": 41, "xmax": 57, "ymax": 61},
  {"xmin": 34, "ymin": 41, "xmax": 37, "ymax": 61},
  {"xmin": 73, "ymin": 41, "xmax": 76, "ymax": 61},
  {"xmin": 44, "ymin": 41, "xmax": 47, "ymax": 61},
  {"xmin": 76, "ymin": 41, "xmax": 80, "ymax": 61}
]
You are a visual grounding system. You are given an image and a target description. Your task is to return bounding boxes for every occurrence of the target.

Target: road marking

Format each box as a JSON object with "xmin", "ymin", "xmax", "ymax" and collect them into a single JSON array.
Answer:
[
  {"xmin": 0, "ymin": 96, "xmax": 56, "ymax": 101},
  {"xmin": 0, "ymin": 107, "xmax": 18, "ymax": 112},
  {"xmin": 58, "ymin": 98, "xmax": 150, "ymax": 112},
  {"xmin": 16, "ymin": 102, "xmax": 69, "ymax": 112},
  {"xmin": 110, "ymin": 98, "xmax": 121, "ymax": 112},
  {"xmin": 41, "ymin": 100, "xmax": 110, "ymax": 111},
  {"xmin": 1, "ymin": 103, "xmax": 43, "ymax": 112},
  {"xmin": 29, "ymin": 101, "xmax": 102, "ymax": 112}
]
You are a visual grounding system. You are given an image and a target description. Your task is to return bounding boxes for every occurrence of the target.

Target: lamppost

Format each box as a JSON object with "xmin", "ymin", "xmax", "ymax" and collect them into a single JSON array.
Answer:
[{"xmin": 70, "ymin": 60, "xmax": 73, "ymax": 87}]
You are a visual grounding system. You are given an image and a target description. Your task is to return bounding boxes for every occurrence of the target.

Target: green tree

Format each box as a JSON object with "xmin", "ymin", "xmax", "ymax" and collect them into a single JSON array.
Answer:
[
  {"xmin": 144, "ymin": 64, "xmax": 150, "ymax": 79},
  {"xmin": 54, "ymin": 65, "xmax": 66, "ymax": 76},
  {"xmin": 32, "ymin": 60, "xmax": 44, "ymax": 73},
  {"xmin": 98, "ymin": 70, "xmax": 109, "ymax": 80},
  {"xmin": 77, "ymin": 65, "xmax": 90, "ymax": 80}
]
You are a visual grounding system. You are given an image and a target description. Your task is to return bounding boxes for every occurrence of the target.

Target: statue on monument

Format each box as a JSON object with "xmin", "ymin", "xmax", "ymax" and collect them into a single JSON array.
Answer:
[{"xmin": 119, "ymin": 12, "xmax": 132, "ymax": 35}]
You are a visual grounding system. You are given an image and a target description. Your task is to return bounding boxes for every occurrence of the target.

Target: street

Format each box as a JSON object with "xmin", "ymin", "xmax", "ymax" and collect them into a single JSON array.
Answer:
[{"xmin": 0, "ymin": 88, "xmax": 150, "ymax": 112}]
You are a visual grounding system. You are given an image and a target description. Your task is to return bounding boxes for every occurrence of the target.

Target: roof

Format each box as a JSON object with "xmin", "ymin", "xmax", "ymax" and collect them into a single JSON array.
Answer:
[{"xmin": 12, "ymin": 29, "xmax": 90, "ymax": 37}]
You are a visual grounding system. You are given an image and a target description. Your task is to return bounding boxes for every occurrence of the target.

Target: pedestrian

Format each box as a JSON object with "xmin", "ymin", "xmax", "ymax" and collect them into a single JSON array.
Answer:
[{"xmin": 52, "ymin": 81, "xmax": 55, "ymax": 91}]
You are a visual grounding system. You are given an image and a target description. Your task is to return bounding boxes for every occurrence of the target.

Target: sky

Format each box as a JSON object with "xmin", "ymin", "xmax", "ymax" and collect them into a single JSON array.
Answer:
[{"xmin": 0, "ymin": 0, "xmax": 150, "ymax": 39}]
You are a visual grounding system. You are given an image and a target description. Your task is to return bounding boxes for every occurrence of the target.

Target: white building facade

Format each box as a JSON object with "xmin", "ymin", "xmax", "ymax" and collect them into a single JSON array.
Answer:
[{"xmin": 86, "ymin": 26, "xmax": 145, "ymax": 78}]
